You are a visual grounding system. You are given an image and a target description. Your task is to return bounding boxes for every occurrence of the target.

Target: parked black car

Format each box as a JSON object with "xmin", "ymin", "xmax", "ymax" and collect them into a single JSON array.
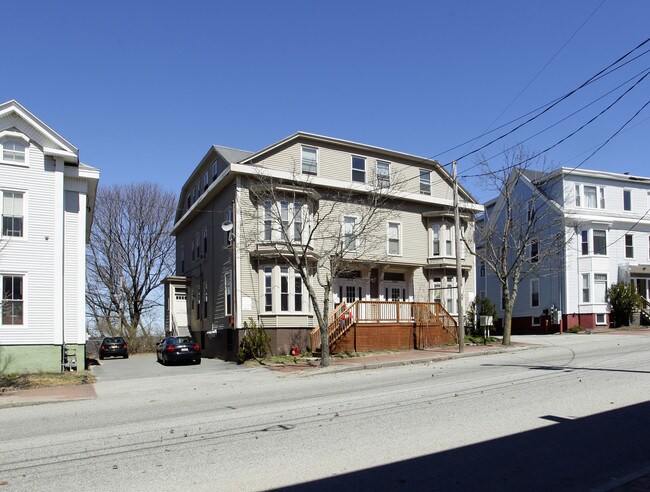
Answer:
[
  {"xmin": 157, "ymin": 336, "xmax": 201, "ymax": 365},
  {"xmin": 99, "ymin": 337, "xmax": 129, "ymax": 359}
]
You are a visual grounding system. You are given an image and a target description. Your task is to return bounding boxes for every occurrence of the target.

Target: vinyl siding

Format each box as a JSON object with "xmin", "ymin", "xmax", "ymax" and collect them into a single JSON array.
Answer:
[{"xmin": 0, "ymin": 142, "xmax": 57, "ymax": 344}]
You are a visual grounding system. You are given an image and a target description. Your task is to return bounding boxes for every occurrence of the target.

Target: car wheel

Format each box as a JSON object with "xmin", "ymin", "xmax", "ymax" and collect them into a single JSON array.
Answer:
[
  {"xmin": 99, "ymin": 354, "xmax": 104, "ymax": 360},
  {"xmin": 124, "ymin": 354, "xmax": 129, "ymax": 359},
  {"xmin": 161, "ymin": 355, "xmax": 167, "ymax": 366},
  {"xmin": 195, "ymin": 358, "xmax": 201, "ymax": 365}
]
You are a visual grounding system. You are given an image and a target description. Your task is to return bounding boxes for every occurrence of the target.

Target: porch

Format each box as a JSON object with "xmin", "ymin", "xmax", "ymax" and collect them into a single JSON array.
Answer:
[{"xmin": 310, "ymin": 300, "xmax": 458, "ymax": 354}]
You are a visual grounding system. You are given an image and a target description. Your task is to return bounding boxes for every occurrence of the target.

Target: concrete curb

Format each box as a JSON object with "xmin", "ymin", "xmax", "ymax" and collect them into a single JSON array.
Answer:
[{"xmin": 298, "ymin": 344, "xmax": 539, "ymax": 377}]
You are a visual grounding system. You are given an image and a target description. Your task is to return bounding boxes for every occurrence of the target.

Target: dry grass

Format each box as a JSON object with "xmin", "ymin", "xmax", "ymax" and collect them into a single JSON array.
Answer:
[{"xmin": 0, "ymin": 371, "xmax": 96, "ymax": 391}]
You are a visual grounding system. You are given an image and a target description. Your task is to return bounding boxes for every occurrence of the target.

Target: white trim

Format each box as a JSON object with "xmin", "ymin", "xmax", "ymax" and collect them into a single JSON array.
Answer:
[
  {"xmin": 387, "ymin": 221, "xmax": 402, "ymax": 256},
  {"xmin": 530, "ymin": 278, "xmax": 540, "ymax": 308},
  {"xmin": 300, "ymin": 145, "xmax": 318, "ymax": 176},
  {"xmin": 531, "ymin": 316, "xmax": 541, "ymax": 327},
  {"xmin": 0, "ymin": 272, "xmax": 27, "ymax": 327},
  {"xmin": 351, "ymin": 154, "xmax": 366, "ymax": 184}
]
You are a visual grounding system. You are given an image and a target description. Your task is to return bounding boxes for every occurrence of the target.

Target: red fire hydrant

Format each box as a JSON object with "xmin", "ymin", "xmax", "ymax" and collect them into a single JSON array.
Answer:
[{"xmin": 290, "ymin": 346, "xmax": 299, "ymax": 356}]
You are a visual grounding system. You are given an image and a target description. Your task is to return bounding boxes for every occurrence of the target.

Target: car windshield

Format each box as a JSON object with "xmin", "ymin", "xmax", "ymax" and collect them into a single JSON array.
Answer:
[
  {"xmin": 104, "ymin": 337, "xmax": 124, "ymax": 344},
  {"xmin": 173, "ymin": 337, "xmax": 194, "ymax": 345}
]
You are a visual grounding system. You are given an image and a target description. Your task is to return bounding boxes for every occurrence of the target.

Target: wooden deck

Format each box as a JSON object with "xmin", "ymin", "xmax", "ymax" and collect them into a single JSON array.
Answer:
[{"xmin": 310, "ymin": 300, "xmax": 458, "ymax": 353}]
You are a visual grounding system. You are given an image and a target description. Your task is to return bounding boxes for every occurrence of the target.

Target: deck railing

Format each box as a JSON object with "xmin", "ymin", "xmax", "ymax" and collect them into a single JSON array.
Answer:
[{"xmin": 310, "ymin": 300, "xmax": 458, "ymax": 352}]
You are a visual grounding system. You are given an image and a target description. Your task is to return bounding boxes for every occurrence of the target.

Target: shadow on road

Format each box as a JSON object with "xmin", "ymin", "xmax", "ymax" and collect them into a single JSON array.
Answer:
[{"xmin": 277, "ymin": 401, "xmax": 650, "ymax": 491}]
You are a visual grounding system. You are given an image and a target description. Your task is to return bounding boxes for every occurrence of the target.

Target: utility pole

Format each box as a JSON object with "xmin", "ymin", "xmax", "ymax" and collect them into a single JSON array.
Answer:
[{"xmin": 453, "ymin": 161, "xmax": 465, "ymax": 353}]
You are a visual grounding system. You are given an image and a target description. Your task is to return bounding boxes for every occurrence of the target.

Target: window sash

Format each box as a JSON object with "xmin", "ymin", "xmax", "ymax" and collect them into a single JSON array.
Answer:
[
  {"xmin": 624, "ymin": 190, "xmax": 632, "ymax": 211},
  {"xmin": 2, "ymin": 275, "xmax": 23, "ymax": 325},
  {"xmin": 432, "ymin": 226, "xmax": 440, "ymax": 256},
  {"xmin": 376, "ymin": 161, "xmax": 390, "ymax": 188},
  {"xmin": 575, "ymin": 184, "xmax": 581, "ymax": 207},
  {"xmin": 581, "ymin": 231, "xmax": 589, "ymax": 255},
  {"xmin": 301, "ymin": 147, "xmax": 317, "ymax": 175},
  {"xmin": 352, "ymin": 156, "xmax": 366, "ymax": 183},
  {"xmin": 625, "ymin": 234, "xmax": 634, "ymax": 258},
  {"xmin": 594, "ymin": 274, "xmax": 607, "ymax": 303},
  {"xmin": 420, "ymin": 170, "xmax": 431, "ymax": 195},
  {"xmin": 264, "ymin": 268, "xmax": 272, "ymax": 312},
  {"xmin": 388, "ymin": 222, "xmax": 400, "ymax": 255},
  {"xmin": 224, "ymin": 274, "xmax": 232, "ymax": 316},
  {"xmin": 3, "ymin": 141, "xmax": 25, "ymax": 163},
  {"xmin": 582, "ymin": 274, "xmax": 590, "ymax": 303},
  {"xmin": 593, "ymin": 230, "xmax": 607, "ymax": 255},
  {"xmin": 294, "ymin": 274, "xmax": 303, "ymax": 312},
  {"xmin": 343, "ymin": 216, "xmax": 357, "ymax": 251},
  {"xmin": 584, "ymin": 186, "xmax": 597, "ymax": 208},
  {"xmin": 531, "ymin": 279, "xmax": 539, "ymax": 307},
  {"xmin": 530, "ymin": 240, "xmax": 539, "ymax": 262},
  {"xmin": 280, "ymin": 268, "xmax": 289, "ymax": 311}
]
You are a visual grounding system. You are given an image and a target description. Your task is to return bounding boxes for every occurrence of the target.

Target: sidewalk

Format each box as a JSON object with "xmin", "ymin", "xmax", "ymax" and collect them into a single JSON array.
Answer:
[
  {"xmin": 0, "ymin": 382, "xmax": 96, "ymax": 409},
  {"xmin": 261, "ymin": 341, "xmax": 537, "ymax": 374}
]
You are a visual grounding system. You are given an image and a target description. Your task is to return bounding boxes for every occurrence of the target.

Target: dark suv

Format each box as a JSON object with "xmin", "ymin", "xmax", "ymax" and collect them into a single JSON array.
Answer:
[{"xmin": 99, "ymin": 337, "xmax": 129, "ymax": 359}]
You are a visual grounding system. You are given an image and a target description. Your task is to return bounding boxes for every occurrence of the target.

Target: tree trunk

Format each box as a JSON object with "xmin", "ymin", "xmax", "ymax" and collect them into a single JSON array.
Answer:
[
  {"xmin": 502, "ymin": 306, "xmax": 513, "ymax": 346},
  {"xmin": 320, "ymin": 285, "xmax": 331, "ymax": 367}
]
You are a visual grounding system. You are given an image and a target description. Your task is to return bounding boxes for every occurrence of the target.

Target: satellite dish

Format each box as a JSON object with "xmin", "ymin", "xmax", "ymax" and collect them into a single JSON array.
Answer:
[{"xmin": 221, "ymin": 220, "xmax": 233, "ymax": 232}]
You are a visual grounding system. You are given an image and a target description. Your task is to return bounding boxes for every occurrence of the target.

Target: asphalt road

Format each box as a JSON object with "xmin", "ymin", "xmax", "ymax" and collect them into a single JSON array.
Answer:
[{"xmin": 2, "ymin": 334, "xmax": 650, "ymax": 491}]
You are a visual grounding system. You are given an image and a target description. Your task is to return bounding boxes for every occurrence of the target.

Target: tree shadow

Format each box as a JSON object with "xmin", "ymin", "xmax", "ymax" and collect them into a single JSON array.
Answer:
[{"xmin": 276, "ymin": 401, "xmax": 650, "ymax": 491}]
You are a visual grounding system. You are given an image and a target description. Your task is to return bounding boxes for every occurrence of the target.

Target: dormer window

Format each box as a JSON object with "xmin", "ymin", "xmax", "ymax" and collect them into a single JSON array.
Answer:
[{"xmin": 3, "ymin": 141, "xmax": 25, "ymax": 163}]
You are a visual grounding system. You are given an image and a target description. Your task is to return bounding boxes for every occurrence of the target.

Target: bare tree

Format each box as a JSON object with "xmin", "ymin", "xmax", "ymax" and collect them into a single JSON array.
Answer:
[
  {"xmin": 243, "ymin": 169, "xmax": 402, "ymax": 367},
  {"xmin": 464, "ymin": 147, "xmax": 571, "ymax": 345},
  {"xmin": 86, "ymin": 183, "xmax": 176, "ymax": 347}
]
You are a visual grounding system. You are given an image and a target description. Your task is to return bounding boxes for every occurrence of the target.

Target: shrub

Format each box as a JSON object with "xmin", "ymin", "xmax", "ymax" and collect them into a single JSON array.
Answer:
[
  {"xmin": 237, "ymin": 319, "xmax": 271, "ymax": 363},
  {"xmin": 466, "ymin": 296, "xmax": 497, "ymax": 336},
  {"xmin": 568, "ymin": 325, "xmax": 581, "ymax": 334},
  {"xmin": 607, "ymin": 282, "xmax": 643, "ymax": 327}
]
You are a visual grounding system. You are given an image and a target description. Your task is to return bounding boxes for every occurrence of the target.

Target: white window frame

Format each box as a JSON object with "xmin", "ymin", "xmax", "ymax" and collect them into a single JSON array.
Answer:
[
  {"xmin": 625, "ymin": 234, "xmax": 634, "ymax": 259},
  {"xmin": 0, "ymin": 132, "xmax": 30, "ymax": 167},
  {"xmin": 581, "ymin": 230, "xmax": 589, "ymax": 255},
  {"xmin": 432, "ymin": 225, "xmax": 440, "ymax": 256},
  {"xmin": 261, "ymin": 265, "xmax": 307, "ymax": 313},
  {"xmin": 584, "ymin": 186, "xmax": 597, "ymax": 208},
  {"xmin": 301, "ymin": 146, "xmax": 318, "ymax": 176},
  {"xmin": 600, "ymin": 187, "xmax": 606, "ymax": 209},
  {"xmin": 582, "ymin": 273, "xmax": 590, "ymax": 303},
  {"xmin": 1, "ymin": 274, "xmax": 24, "ymax": 326},
  {"xmin": 351, "ymin": 156, "xmax": 366, "ymax": 183},
  {"xmin": 531, "ymin": 316, "xmax": 541, "ymax": 327},
  {"xmin": 224, "ymin": 273, "xmax": 232, "ymax": 316},
  {"xmin": 263, "ymin": 267, "xmax": 272, "ymax": 312},
  {"xmin": 595, "ymin": 313, "xmax": 607, "ymax": 325},
  {"xmin": 594, "ymin": 273, "xmax": 608, "ymax": 303},
  {"xmin": 2, "ymin": 190, "xmax": 24, "ymax": 238},
  {"xmin": 343, "ymin": 215, "xmax": 358, "ymax": 252},
  {"xmin": 445, "ymin": 225, "xmax": 454, "ymax": 257},
  {"xmin": 623, "ymin": 189, "xmax": 632, "ymax": 211},
  {"xmin": 530, "ymin": 278, "xmax": 540, "ymax": 308},
  {"xmin": 376, "ymin": 160, "xmax": 391, "ymax": 188},
  {"xmin": 420, "ymin": 169, "xmax": 431, "ymax": 195},
  {"xmin": 387, "ymin": 221, "xmax": 402, "ymax": 256},
  {"xmin": 574, "ymin": 184, "xmax": 581, "ymax": 207},
  {"xmin": 530, "ymin": 239, "xmax": 539, "ymax": 263},
  {"xmin": 593, "ymin": 229, "xmax": 607, "ymax": 256},
  {"xmin": 203, "ymin": 172, "xmax": 209, "ymax": 191}
]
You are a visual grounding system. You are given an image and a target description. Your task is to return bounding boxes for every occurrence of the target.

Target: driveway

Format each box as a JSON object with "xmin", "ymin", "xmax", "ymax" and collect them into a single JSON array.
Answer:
[{"xmin": 92, "ymin": 352, "xmax": 242, "ymax": 382}]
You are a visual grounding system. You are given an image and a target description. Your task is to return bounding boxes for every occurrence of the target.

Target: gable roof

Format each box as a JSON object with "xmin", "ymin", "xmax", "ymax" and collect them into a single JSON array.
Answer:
[
  {"xmin": 237, "ymin": 131, "xmax": 478, "ymax": 204},
  {"xmin": 213, "ymin": 145, "xmax": 253, "ymax": 164},
  {"xmin": 0, "ymin": 100, "xmax": 78, "ymax": 161}
]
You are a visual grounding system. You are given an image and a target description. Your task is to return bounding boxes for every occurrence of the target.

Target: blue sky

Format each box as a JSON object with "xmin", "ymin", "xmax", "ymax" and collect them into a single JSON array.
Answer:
[{"xmin": 4, "ymin": 0, "xmax": 649, "ymax": 202}]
